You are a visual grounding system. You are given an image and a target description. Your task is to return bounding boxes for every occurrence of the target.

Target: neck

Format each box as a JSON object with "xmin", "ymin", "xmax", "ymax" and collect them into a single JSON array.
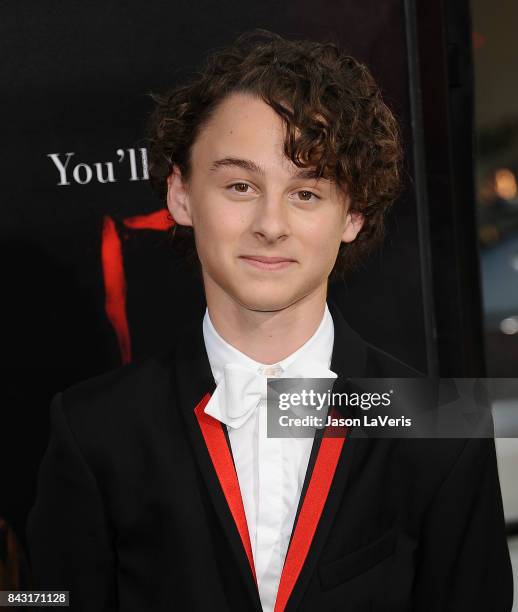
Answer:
[{"xmin": 204, "ymin": 279, "xmax": 328, "ymax": 364}]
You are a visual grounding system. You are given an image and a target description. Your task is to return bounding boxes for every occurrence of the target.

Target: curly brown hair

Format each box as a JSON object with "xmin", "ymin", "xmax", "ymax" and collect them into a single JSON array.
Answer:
[{"xmin": 147, "ymin": 29, "xmax": 403, "ymax": 281}]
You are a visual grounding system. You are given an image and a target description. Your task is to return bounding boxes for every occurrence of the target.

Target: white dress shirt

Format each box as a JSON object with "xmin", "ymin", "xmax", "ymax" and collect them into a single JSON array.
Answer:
[{"xmin": 202, "ymin": 304, "xmax": 335, "ymax": 612}]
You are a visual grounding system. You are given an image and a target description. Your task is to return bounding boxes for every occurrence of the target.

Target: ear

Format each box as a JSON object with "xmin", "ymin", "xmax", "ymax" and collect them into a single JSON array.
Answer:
[
  {"xmin": 341, "ymin": 210, "xmax": 364, "ymax": 243},
  {"xmin": 166, "ymin": 166, "xmax": 193, "ymax": 227}
]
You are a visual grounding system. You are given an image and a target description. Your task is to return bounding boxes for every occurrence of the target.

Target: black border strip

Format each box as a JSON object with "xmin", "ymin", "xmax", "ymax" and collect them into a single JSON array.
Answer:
[{"xmin": 402, "ymin": 0, "xmax": 439, "ymax": 377}]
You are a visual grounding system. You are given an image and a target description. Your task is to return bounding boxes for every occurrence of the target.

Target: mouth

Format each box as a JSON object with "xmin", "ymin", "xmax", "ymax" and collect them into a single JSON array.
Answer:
[{"xmin": 239, "ymin": 255, "xmax": 296, "ymax": 271}]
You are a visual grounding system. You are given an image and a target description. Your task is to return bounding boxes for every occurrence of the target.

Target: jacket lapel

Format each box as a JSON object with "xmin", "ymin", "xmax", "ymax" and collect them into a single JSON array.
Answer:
[
  {"xmin": 172, "ymin": 318, "xmax": 262, "ymax": 612},
  {"xmin": 193, "ymin": 392, "xmax": 256, "ymax": 581},
  {"xmin": 274, "ymin": 408, "xmax": 347, "ymax": 611}
]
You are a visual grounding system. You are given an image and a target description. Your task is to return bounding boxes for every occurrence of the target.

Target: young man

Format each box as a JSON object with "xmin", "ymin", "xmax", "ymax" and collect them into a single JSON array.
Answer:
[{"xmin": 27, "ymin": 31, "xmax": 513, "ymax": 611}]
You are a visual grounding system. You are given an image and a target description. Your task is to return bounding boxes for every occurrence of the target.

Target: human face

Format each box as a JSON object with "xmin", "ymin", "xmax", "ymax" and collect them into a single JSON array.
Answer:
[{"xmin": 166, "ymin": 92, "xmax": 363, "ymax": 313}]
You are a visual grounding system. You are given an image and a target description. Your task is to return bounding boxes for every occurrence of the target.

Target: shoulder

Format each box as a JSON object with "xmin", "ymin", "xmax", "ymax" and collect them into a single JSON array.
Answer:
[
  {"xmin": 63, "ymin": 347, "xmax": 175, "ymax": 411},
  {"xmin": 363, "ymin": 340, "xmax": 424, "ymax": 377},
  {"xmin": 327, "ymin": 299, "xmax": 423, "ymax": 377},
  {"xmin": 55, "ymin": 345, "xmax": 178, "ymax": 460}
]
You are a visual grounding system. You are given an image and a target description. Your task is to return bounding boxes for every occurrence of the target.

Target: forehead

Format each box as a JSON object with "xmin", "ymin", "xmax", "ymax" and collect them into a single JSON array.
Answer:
[{"xmin": 191, "ymin": 92, "xmax": 294, "ymax": 172}]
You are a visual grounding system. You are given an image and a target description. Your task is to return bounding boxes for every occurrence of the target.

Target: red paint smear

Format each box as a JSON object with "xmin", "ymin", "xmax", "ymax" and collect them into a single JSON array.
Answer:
[
  {"xmin": 101, "ymin": 215, "xmax": 131, "ymax": 364},
  {"xmin": 472, "ymin": 31, "xmax": 486, "ymax": 50},
  {"xmin": 123, "ymin": 209, "xmax": 174, "ymax": 230}
]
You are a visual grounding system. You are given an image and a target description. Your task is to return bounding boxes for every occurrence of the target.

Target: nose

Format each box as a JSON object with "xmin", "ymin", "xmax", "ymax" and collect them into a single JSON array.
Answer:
[{"xmin": 250, "ymin": 194, "xmax": 290, "ymax": 243}]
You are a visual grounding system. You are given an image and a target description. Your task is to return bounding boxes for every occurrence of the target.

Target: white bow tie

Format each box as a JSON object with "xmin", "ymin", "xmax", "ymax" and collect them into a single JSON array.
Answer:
[{"xmin": 204, "ymin": 360, "xmax": 338, "ymax": 429}]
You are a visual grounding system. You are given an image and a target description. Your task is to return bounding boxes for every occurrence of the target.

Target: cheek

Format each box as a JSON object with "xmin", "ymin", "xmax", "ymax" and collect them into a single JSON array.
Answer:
[
  {"xmin": 304, "ymin": 220, "xmax": 343, "ymax": 259},
  {"xmin": 194, "ymin": 207, "xmax": 245, "ymax": 261},
  {"xmin": 211, "ymin": 215, "xmax": 244, "ymax": 247}
]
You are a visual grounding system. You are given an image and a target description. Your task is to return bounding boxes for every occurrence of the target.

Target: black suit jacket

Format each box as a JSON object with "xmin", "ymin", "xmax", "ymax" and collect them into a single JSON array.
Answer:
[{"xmin": 26, "ymin": 300, "xmax": 514, "ymax": 611}]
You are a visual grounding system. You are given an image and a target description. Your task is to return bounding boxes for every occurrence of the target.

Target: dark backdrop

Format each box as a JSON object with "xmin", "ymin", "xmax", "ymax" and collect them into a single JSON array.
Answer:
[{"xmin": 1, "ymin": 0, "xmax": 480, "ymax": 548}]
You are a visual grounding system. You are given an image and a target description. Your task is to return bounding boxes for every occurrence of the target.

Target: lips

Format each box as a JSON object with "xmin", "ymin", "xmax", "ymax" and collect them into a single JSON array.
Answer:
[
  {"xmin": 239, "ymin": 255, "xmax": 296, "ymax": 271},
  {"xmin": 240, "ymin": 255, "xmax": 295, "ymax": 263}
]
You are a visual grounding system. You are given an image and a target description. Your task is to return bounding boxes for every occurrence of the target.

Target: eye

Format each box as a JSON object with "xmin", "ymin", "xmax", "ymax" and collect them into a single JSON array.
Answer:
[
  {"xmin": 296, "ymin": 190, "xmax": 319, "ymax": 201},
  {"xmin": 229, "ymin": 182, "xmax": 251, "ymax": 194}
]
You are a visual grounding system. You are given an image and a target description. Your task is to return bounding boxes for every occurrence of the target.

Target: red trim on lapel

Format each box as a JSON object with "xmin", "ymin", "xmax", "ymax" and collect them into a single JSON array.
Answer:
[
  {"xmin": 194, "ymin": 392, "xmax": 257, "ymax": 584},
  {"xmin": 274, "ymin": 408, "xmax": 347, "ymax": 612}
]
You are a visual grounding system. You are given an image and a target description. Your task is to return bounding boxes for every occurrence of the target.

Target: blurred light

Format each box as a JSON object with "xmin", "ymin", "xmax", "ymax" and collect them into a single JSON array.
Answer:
[
  {"xmin": 510, "ymin": 253, "xmax": 518, "ymax": 272},
  {"xmin": 500, "ymin": 317, "xmax": 518, "ymax": 335},
  {"xmin": 479, "ymin": 224, "xmax": 499, "ymax": 245},
  {"xmin": 495, "ymin": 169, "xmax": 517, "ymax": 200}
]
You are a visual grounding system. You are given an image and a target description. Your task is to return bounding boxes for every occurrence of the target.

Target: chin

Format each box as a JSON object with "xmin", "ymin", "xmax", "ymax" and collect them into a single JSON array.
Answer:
[
  {"xmin": 234, "ymin": 287, "xmax": 310, "ymax": 313},
  {"xmin": 234, "ymin": 291, "xmax": 294, "ymax": 313}
]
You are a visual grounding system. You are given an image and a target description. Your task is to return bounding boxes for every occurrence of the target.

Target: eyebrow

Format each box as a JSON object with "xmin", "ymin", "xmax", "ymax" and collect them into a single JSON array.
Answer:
[
  {"xmin": 209, "ymin": 157, "xmax": 325, "ymax": 181},
  {"xmin": 210, "ymin": 157, "xmax": 264, "ymax": 174}
]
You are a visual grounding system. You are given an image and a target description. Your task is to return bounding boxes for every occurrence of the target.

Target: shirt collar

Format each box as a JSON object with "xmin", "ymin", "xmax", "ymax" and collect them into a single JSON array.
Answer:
[{"xmin": 203, "ymin": 302, "xmax": 335, "ymax": 385}]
